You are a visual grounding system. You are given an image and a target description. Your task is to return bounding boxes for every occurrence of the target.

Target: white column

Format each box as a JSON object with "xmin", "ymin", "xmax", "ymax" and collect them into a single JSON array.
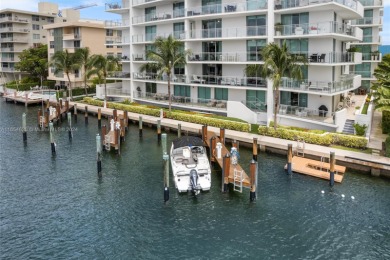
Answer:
[
  {"xmin": 128, "ymin": 0, "xmax": 134, "ymax": 102},
  {"xmin": 266, "ymin": 2, "xmax": 275, "ymax": 126}
]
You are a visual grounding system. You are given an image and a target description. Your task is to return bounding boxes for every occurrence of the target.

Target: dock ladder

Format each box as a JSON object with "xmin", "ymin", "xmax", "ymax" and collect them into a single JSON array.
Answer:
[
  {"xmin": 296, "ymin": 139, "xmax": 305, "ymax": 157},
  {"xmin": 104, "ymin": 134, "xmax": 111, "ymax": 151},
  {"xmin": 233, "ymin": 168, "xmax": 244, "ymax": 193},
  {"xmin": 40, "ymin": 116, "xmax": 45, "ymax": 128}
]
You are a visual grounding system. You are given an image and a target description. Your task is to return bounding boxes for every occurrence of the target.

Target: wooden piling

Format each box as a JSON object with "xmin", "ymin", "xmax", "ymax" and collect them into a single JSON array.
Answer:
[
  {"xmin": 124, "ymin": 111, "xmax": 128, "ymax": 129},
  {"xmin": 178, "ymin": 123, "xmax": 181, "ymax": 138},
  {"xmin": 67, "ymin": 112, "xmax": 72, "ymax": 140},
  {"xmin": 330, "ymin": 152, "xmax": 335, "ymax": 187},
  {"xmin": 46, "ymin": 99, "xmax": 50, "ymax": 109},
  {"xmin": 202, "ymin": 125, "xmax": 208, "ymax": 143},
  {"xmin": 222, "ymin": 154, "xmax": 231, "ymax": 192},
  {"xmin": 113, "ymin": 109, "xmax": 117, "ymax": 121},
  {"xmin": 139, "ymin": 116, "xmax": 143, "ymax": 137},
  {"xmin": 65, "ymin": 100, "xmax": 69, "ymax": 113},
  {"xmin": 73, "ymin": 104, "xmax": 77, "ymax": 122},
  {"xmin": 45, "ymin": 109, "xmax": 49, "ymax": 128},
  {"xmin": 162, "ymin": 133, "xmax": 169, "ymax": 202},
  {"xmin": 157, "ymin": 119, "xmax": 161, "ymax": 142},
  {"xmin": 96, "ymin": 134, "xmax": 102, "ymax": 178},
  {"xmin": 59, "ymin": 99, "xmax": 63, "ymax": 110},
  {"xmin": 49, "ymin": 121, "xmax": 56, "ymax": 155},
  {"xmin": 84, "ymin": 106, "xmax": 88, "ymax": 124},
  {"xmin": 120, "ymin": 118, "xmax": 125, "ymax": 142},
  {"xmin": 210, "ymin": 136, "xmax": 217, "ymax": 163},
  {"xmin": 250, "ymin": 160, "xmax": 257, "ymax": 201},
  {"xmin": 232, "ymin": 140, "xmax": 239, "ymax": 150},
  {"xmin": 287, "ymin": 144, "xmax": 292, "ymax": 175},
  {"xmin": 37, "ymin": 109, "xmax": 42, "ymax": 128},
  {"xmin": 101, "ymin": 125, "xmax": 107, "ymax": 150},
  {"xmin": 116, "ymin": 128, "xmax": 121, "ymax": 155},
  {"xmin": 253, "ymin": 138, "xmax": 258, "ymax": 161},
  {"xmin": 220, "ymin": 128, "xmax": 225, "ymax": 145},
  {"xmin": 22, "ymin": 113, "xmax": 27, "ymax": 142},
  {"xmin": 98, "ymin": 108, "xmax": 101, "ymax": 128},
  {"xmin": 55, "ymin": 104, "xmax": 61, "ymax": 124}
]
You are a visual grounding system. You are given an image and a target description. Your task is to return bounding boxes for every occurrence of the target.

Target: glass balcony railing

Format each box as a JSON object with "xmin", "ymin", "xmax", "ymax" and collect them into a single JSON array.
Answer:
[
  {"xmin": 188, "ymin": 26, "xmax": 267, "ymax": 39},
  {"xmin": 277, "ymin": 21, "xmax": 357, "ymax": 38},
  {"xmin": 189, "ymin": 51, "xmax": 263, "ymax": 62},
  {"xmin": 351, "ymin": 17, "xmax": 376, "ymax": 25},
  {"xmin": 132, "ymin": 32, "xmax": 182, "ymax": 43},
  {"xmin": 280, "ymin": 74, "xmax": 358, "ymax": 93},
  {"xmin": 358, "ymin": 0, "xmax": 382, "ymax": 6},
  {"xmin": 107, "ymin": 71, "xmax": 131, "ymax": 79},
  {"xmin": 354, "ymin": 71, "xmax": 372, "ymax": 78},
  {"xmin": 276, "ymin": 0, "xmax": 358, "ymax": 11},
  {"xmin": 104, "ymin": 19, "xmax": 130, "ymax": 28},
  {"xmin": 291, "ymin": 51, "xmax": 357, "ymax": 63},
  {"xmin": 134, "ymin": 91, "xmax": 228, "ymax": 110},
  {"xmin": 105, "ymin": 36, "xmax": 130, "ymax": 44},
  {"xmin": 186, "ymin": 1, "xmax": 267, "ymax": 16},
  {"xmin": 105, "ymin": 2, "xmax": 130, "ymax": 11},
  {"xmin": 0, "ymin": 37, "xmax": 28, "ymax": 42},
  {"xmin": 242, "ymin": 100, "xmax": 267, "ymax": 112},
  {"xmin": 278, "ymin": 104, "xmax": 335, "ymax": 124},
  {"xmin": 133, "ymin": 73, "xmax": 267, "ymax": 88}
]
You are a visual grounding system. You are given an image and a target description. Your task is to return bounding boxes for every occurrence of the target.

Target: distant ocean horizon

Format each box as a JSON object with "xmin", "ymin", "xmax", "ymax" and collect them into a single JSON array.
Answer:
[{"xmin": 379, "ymin": 45, "xmax": 390, "ymax": 55}]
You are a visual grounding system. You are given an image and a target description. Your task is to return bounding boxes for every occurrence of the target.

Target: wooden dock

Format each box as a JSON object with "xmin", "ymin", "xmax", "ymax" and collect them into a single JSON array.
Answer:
[
  {"xmin": 203, "ymin": 127, "xmax": 253, "ymax": 191},
  {"xmin": 286, "ymin": 156, "xmax": 346, "ymax": 183},
  {"xmin": 4, "ymin": 92, "xmax": 43, "ymax": 106}
]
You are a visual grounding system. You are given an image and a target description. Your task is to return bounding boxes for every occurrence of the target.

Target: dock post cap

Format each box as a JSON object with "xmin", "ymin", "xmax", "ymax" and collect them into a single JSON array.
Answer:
[
  {"xmin": 224, "ymin": 153, "xmax": 230, "ymax": 158},
  {"xmin": 250, "ymin": 159, "xmax": 256, "ymax": 164}
]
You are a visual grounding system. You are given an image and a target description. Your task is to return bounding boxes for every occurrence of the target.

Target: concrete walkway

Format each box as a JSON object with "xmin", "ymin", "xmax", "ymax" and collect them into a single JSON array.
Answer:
[
  {"xmin": 368, "ymin": 110, "xmax": 387, "ymax": 151},
  {"xmin": 73, "ymin": 102, "xmax": 390, "ymax": 171}
]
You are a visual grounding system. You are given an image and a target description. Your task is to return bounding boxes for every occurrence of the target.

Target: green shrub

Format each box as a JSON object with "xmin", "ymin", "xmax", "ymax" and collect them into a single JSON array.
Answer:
[
  {"xmin": 258, "ymin": 126, "xmax": 368, "ymax": 149},
  {"xmin": 353, "ymin": 123, "xmax": 367, "ymax": 136},
  {"xmin": 4, "ymin": 82, "xmax": 39, "ymax": 91},
  {"xmin": 385, "ymin": 136, "xmax": 390, "ymax": 157},
  {"xmin": 382, "ymin": 110, "xmax": 390, "ymax": 134}
]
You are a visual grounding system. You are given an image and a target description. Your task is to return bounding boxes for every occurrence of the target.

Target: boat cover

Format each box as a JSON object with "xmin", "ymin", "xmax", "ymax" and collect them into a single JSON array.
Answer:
[{"xmin": 172, "ymin": 136, "xmax": 205, "ymax": 149}]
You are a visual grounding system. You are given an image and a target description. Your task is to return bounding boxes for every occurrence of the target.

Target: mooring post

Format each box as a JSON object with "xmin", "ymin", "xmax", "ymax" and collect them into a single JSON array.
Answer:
[
  {"xmin": 46, "ymin": 99, "xmax": 50, "ymax": 109},
  {"xmin": 220, "ymin": 128, "xmax": 225, "ymax": 145},
  {"xmin": 22, "ymin": 113, "xmax": 27, "ymax": 142},
  {"xmin": 253, "ymin": 138, "xmax": 258, "ymax": 161},
  {"xmin": 250, "ymin": 159, "xmax": 257, "ymax": 202},
  {"xmin": 101, "ymin": 125, "xmax": 107, "ymax": 151},
  {"xmin": 25, "ymin": 93, "xmax": 28, "ymax": 107},
  {"xmin": 178, "ymin": 123, "xmax": 181, "ymax": 138},
  {"xmin": 84, "ymin": 106, "xmax": 88, "ymax": 124},
  {"xmin": 37, "ymin": 109, "xmax": 42, "ymax": 128},
  {"xmin": 49, "ymin": 121, "xmax": 56, "ymax": 155},
  {"xmin": 98, "ymin": 108, "xmax": 101, "ymax": 128},
  {"xmin": 45, "ymin": 108, "xmax": 49, "ymax": 128},
  {"xmin": 139, "ymin": 116, "xmax": 143, "ymax": 137},
  {"xmin": 59, "ymin": 99, "xmax": 63, "ymax": 110},
  {"xmin": 202, "ymin": 125, "xmax": 207, "ymax": 143},
  {"xmin": 162, "ymin": 133, "xmax": 169, "ymax": 202},
  {"xmin": 67, "ymin": 112, "xmax": 72, "ymax": 140},
  {"xmin": 124, "ymin": 111, "xmax": 128, "ymax": 130},
  {"xmin": 96, "ymin": 134, "xmax": 102, "ymax": 178},
  {"xmin": 113, "ymin": 109, "xmax": 117, "ymax": 121},
  {"xmin": 222, "ymin": 153, "xmax": 231, "ymax": 192},
  {"xmin": 210, "ymin": 136, "xmax": 216, "ymax": 164},
  {"xmin": 56, "ymin": 104, "xmax": 61, "ymax": 124},
  {"xmin": 157, "ymin": 119, "xmax": 161, "ymax": 143},
  {"xmin": 73, "ymin": 103, "xmax": 77, "ymax": 122},
  {"xmin": 287, "ymin": 144, "xmax": 293, "ymax": 175},
  {"xmin": 330, "ymin": 151, "xmax": 335, "ymax": 187},
  {"xmin": 65, "ymin": 100, "xmax": 69, "ymax": 113},
  {"xmin": 120, "ymin": 118, "xmax": 125, "ymax": 142}
]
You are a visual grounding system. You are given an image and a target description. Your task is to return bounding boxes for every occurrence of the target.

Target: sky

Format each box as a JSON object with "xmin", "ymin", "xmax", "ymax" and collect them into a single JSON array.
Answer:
[{"xmin": 0, "ymin": 0, "xmax": 389, "ymax": 44}]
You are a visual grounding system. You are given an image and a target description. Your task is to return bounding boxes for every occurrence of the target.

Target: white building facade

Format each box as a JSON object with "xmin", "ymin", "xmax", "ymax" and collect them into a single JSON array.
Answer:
[{"xmin": 105, "ymin": 0, "xmax": 383, "ymax": 131}]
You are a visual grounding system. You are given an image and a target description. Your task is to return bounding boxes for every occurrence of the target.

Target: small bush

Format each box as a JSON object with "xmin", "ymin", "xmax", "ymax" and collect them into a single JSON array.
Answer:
[
  {"xmin": 330, "ymin": 133, "xmax": 367, "ymax": 149},
  {"xmin": 382, "ymin": 110, "xmax": 390, "ymax": 134},
  {"xmin": 353, "ymin": 123, "xmax": 367, "ymax": 136},
  {"xmin": 385, "ymin": 136, "xmax": 390, "ymax": 157}
]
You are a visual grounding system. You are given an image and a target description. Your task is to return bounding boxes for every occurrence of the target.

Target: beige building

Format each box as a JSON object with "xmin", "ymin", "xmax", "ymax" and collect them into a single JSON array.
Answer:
[
  {"xmin": 45, "ymin": 20, "xmax": 121, "ymax": 88},
  {"xmin": 0, "ymin": 2, "xmax": 79, "ymax": 83}
]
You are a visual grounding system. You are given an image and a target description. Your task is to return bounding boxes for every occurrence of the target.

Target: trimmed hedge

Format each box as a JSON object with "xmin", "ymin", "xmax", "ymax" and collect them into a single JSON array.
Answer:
[
  {"xmin": 385, "ymin": 136, "xmax": 390, "ymax": 158},
  {"xmin": 382, "ymin": 110, "xmax": 390, "ymax": 134},
  {"xmin": 4, "ymin": 82, "xmax": 38, "ymax": 91},
  {"xmin": 82, "ymin": 97, "xmax": 250, "ymax": 132},
  {"xmin": 258, "ymin": 126, "xmax": 368, "ymax": 149}
]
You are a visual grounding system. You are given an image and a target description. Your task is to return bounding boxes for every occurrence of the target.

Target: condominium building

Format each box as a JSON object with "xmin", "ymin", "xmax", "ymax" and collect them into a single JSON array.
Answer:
[
  {"xmin": 44, "ymin": 20, "xmax": 121, "ymax": 88},
  {"xmin": 104, "ymin": 0, "xmax": 383, "ymax": 131},
  {"xmin": 0, "ymin": 2, "xmax": 79, "ymax": 83}
]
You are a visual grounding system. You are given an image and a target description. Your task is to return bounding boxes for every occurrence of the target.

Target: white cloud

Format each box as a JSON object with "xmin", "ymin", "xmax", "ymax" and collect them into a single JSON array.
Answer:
[
  {"xmin": 0, "ymin": 0, "xmax": 39, "ymax": 11},
  {"xmin": 384, "ymin": 0, "xmax": 390, "ymax": 7}
]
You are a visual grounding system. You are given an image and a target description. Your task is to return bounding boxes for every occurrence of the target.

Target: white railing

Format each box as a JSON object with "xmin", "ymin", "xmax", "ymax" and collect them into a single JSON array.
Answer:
[
  {"xmin": 104, "ymin": 19, "xmax": 130, "ymax": 27},
  {"xmin": 0, "ymin": 37, "xmax": 28, "ymax": 42},
  {"xmin": 189, "ymin": 51, "xmax": 262, "ymax": 62},
  {"xmin": 277, "ymin": 0, "xmax": 358, "ymax": 11},
  {"xmin": 132, "ymin": 32, "xmax": 182, "ymax": 43},
  {"xmin": 186, "ymin": 0, "xmax": 268, "ymax": 16},
  {"xmin": 278, "ymin": 104, "xmax": 335, "ymax": 124},
  {"xmin": 105, "ymin": 2, "xmax": 130, "ymax": 10},
  {"xmin": 186, "ymin": 26, "xmax": 267, "ymax": 39},
  {"xmin": 291, "ymin": 51, "xmax": 359, "ymax": 63}
]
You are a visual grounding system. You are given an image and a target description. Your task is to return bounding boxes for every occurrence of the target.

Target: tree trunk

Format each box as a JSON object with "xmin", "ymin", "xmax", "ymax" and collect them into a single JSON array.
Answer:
[
  {"xmin": 84, "ymin": 66, "xmax": 88, "ymax": 96},
  {"xmin": 168, "ymin": 77, "xmax": 171, "ymax": 113},
  {"xmin": 273, "ymin": 88, "xmax": 280, "ymax": 130},
  {"xmin": 66, "ymin": 73, "xmax": 72, "ymax": 100}
]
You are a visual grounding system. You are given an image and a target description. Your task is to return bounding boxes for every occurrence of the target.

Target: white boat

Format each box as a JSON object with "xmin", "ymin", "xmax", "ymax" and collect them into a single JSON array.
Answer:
[{"xmin": 170, "ymin": 136, "xmax": 211, "ymax": 195}]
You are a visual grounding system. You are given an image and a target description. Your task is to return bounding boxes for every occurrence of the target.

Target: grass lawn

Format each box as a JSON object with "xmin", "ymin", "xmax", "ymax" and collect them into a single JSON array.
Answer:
[{"xmin": 330, "ymin": 145, "xmax": 372, "ymax": 154}]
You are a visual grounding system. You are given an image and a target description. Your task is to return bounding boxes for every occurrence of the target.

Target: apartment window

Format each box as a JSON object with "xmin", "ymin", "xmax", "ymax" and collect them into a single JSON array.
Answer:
[
  {"xmin": 174, "ymin": 64, "xmax": 185, "ymax": 75},
  {"xmin": 203, "ymin": 64, "xmax": 222, "ymax": 84},
  {"xmin": 214, "ymin": 88, "xmax": 228, "ymax": 100},
  {"xmin": 145, "ymin": 7, "xmax": 156, "ymax": 22},
  {"xmin": 32, "ymin": 15, "xmax": 39, "ymax": 21},
  {"xmin": 198, "ymin": 87, "xmax": 211, "ymax": 103},
  {"xmin": 364, "ymin": 9, "xmax": 373, "ymax": 24},
  {"xmin": 246, "ymin": 90, "xmax": 266, "ymax": 110},
  {"xmin": 281, "ymin": 13, "xmax": 309, "ymax": 35},
  {"xmin": 202, "ymin": 19, "xmax": 222, "ymax": 38},
  {"xmin": 106, "ymin": 29, "xmax": 114, "ymax": 36},
  {"xmin": 74, "ymin": 69, "xmax": 80, "ymax": 78},
  {"xmin": 173, "ymin": 2, "xmax": 185, "ymax": 18},
  {"xmin": 117, "ymin": 53, "xmax": 122, "ymax": 59},
  {"xmin": 145, "ymin": 26, "xmax": 156, "ymax": 41},
  {"xmin": 174, "ymin": 85, "xmax": 190, "ymax": 97},
  {"xmin": 33, "ymin": 34, "xmax": 40, "ymax": 40},
  {"xmin": 32, "ymin": 24, "xmax": 40, "ymax": 30},
  {"xmin": 48, "ymin": 17, "xmax": 54, "ymax": 23},
  {"xmin": 74, "ymin": 40, "xmax": 80, "ymax": 48},
  {"xmin": 285, "ymin": 39, "xmax": 308, "ymax": 54},
  {"xmin": 247, "ymin": 40, "xmax": 266, "ymax": 61},
  {"xmin": 173, "ymin": 22, "xmax": 185, "ymax": 39},
  {"xmin": 107, "ymin": 52, "xmax": 114, "ymax": 57},
  {"xmin": 281, "ymin": 92, "xmax": 307, "ymax": 107},
  {"xmin": 49, "ymin": 41, "xmax": 54, "ymax": 48},
  {"xmin": 246, "ymin": 15, "xmax": 266, "ymax": 36},
  {"xmin": 202, "ymin": 41, "xmax": 221, "ymax": 61},
  {"xmin": 202, "ymin": 0, "xmax": 222, "ymax": 14},
  {"xmin": 362, "ymin": 28, "xmax": 372, "ymax": 42},
  {"xmin": 117, "ymin": 30, "xmax": 122, "ymax": 37},
  {"xmin": 355, "ymin": 63, "xmax": 371, "ymax": 78},
  {"xmin": 146, "ymin": 83, "xmax": 157, "ymax": 94}
]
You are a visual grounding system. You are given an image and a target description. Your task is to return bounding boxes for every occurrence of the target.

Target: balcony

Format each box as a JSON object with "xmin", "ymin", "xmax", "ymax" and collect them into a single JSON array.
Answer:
[
  {"xmin": 0, "ymin": 57, "xmax": 19, "ymax": 62},
  {"xmin": 242, "ymin": 100, "xmax": 267, "ymax": 112},
  {"xmin": 0, "ymin": 47, "xmax": 23, "ymax": 52},
  {"xmin": 186, "ymin": 1, "xmax": 267, "ymax": 17},
  {"xmin": 279, "ymin": 74, "xmax": 361, "ymax": 95},
  {"xmin": 361, "ymin": 52, "xmax": 381, "ymax": 61},
  {"xmin": 291, "ymin": 51, "xmax": 362, "ymax": 64},
  {"xmin": 133, "ymin": 72, "xmax": 267, "ymax": 88},
  {"xmin": 276, "ymin": 21, "xmax": 363, "ymax": 41},
  {"xmin": 63, "ymin": 33, "xmax": 81, "ymax": 41},
  {"xmin": 278, "ymin": 104, "xmax": 335, "ymax": 124},
  {"xmin": 354, "ymin": 70, "xmax": 373, "ymax": 78},
  {"xmin": 134, "ymin": 91, "xmax": 228, "ymax": 110},
  {"xmin": 0, "ymin": 27, "xmax": 30, "ymax": 33},
  {"xmin": 105, "ymin": 36, "xmax": 130, "ymax": 45},
  {"xmin": 104, "ymin": 19, "xmax": 130, "ymax": 28},
  {"xmin": 132, "ymin": 32, "xmax": 182, "ymax": 43},
  {"xmin": 105, "ymin": 88, "xmax": 131, "ymax": 97},
  {"xmin": 105, "ymin": 2, "xmax": 130, "ymax": 13},
  {"xmin": 0, "ymin": 37, "xmax": 28, "ymax": 43},
  {"xmin": 133, "ymin": 11, "xmax": 182, "ymax": 25},
  {"xmin": 107, "ymin": 71, "xmax": 131, "ymax": 79},
  {"xmin": 351, "ymin": 17, "xmax": 381, "ymax": 26},
  {"xmin": 0, "ymin": 67, "xmax": 18, "ymax": 72},
  {"xmin": 358, "ymin": 0, "xmax": 383, "ymax": 7},
  {"xmin": 188, "ymin": 51, "xmax": 263, "ymax": 63},
  {"xmin": 187, "ymin": 26, "xmax": 267, "ymax": 40},
  {"xmin": 0, "ymin": 17, "xmax": 29, "ymax": 23}
]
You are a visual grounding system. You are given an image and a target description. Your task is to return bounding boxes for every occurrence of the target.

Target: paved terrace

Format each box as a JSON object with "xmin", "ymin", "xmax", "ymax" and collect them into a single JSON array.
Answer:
[{"xmin": 72, "ymin": 102, "xmax": 390, "ymax": 176}]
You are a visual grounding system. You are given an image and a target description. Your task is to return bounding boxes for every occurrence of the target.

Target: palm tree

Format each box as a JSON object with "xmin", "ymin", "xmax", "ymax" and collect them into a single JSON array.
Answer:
[
  {"xmin": 140, "ymin": 35, "xmax": 191, "ymax": 112},
  {"xmin": 50, "ymin": 49, "xmax": 80, "ymax": 100},
  {"xmin": 90, "ymin": 54, "xmax": 120, "ymax": 102},
  {"xmin": 75, "ymin": 47, "xmax": 94, "ymax": 95},
  {"xmin": 372, "ymin": 54, "xmax": 390, "ymax": 111},
  {"xmin": 261, "ymin": 41, "xmax": 306, "ymax": 129}
]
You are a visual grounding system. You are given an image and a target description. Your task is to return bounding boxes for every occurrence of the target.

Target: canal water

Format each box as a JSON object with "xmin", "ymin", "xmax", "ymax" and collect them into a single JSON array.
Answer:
[{"xmin": 0, "ymin": 100, "xmax": 389, "ymax": 259}]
